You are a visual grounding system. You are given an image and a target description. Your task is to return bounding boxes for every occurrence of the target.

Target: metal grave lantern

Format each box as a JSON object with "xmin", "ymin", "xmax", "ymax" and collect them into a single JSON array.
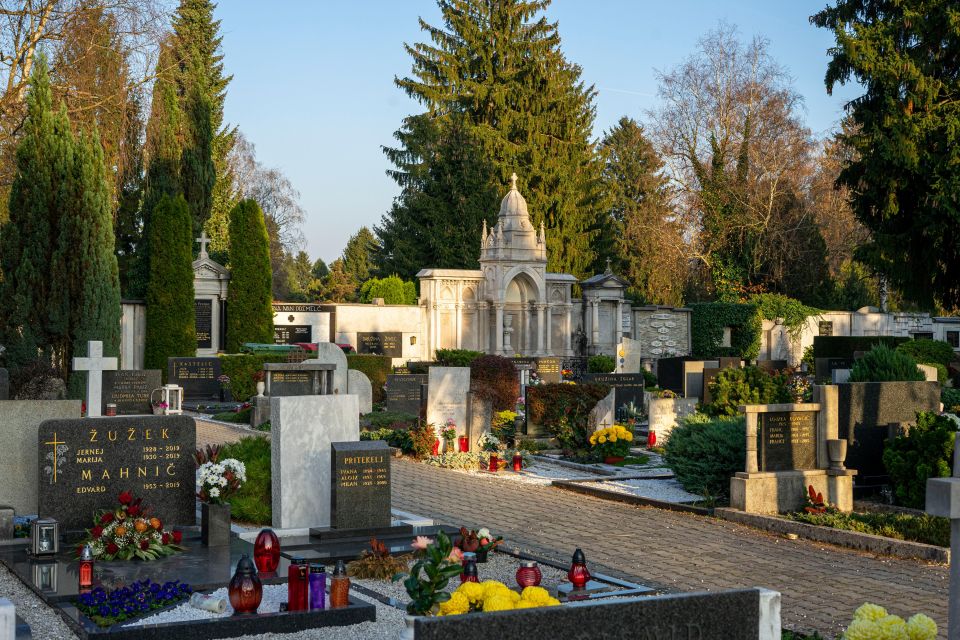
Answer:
[
  {"xmin": 151, "ymin": 385, "xmax": 183, "ymax": 415},
  {"xmin": 30, "ymin": 517, "xmax": 59, "ymax": 556}
]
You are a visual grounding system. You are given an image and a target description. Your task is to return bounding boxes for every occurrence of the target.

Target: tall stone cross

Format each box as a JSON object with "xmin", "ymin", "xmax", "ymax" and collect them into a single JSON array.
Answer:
[
  {"xmin": 196, "ymin": 231, "xmax": 211, "ymax": 258},
  {"xmin": 72, "ymin": 340, "xmax": 118, "ymax": 418},
  {"xmin": 926, "ymin": 432, "xmax": 960, "ymax": 638}
]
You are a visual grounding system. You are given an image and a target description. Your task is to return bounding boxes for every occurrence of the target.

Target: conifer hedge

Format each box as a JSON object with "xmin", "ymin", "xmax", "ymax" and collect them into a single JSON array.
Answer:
[{"xmin": 226, "ymin": 199, "xmax": 274, "ymax": 352}]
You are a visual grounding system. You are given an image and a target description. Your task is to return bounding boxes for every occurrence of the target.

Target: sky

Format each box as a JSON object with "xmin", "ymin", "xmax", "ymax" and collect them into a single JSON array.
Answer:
[{"xmin": 215, "ymin": 1, "xmax": 862, "ymax": 265}]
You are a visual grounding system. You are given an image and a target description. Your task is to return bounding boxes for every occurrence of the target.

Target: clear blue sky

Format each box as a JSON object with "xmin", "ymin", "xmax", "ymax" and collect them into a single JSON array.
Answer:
[{"xmin": 216, "ymin": 1, "xmax": 861, "ymax": 264}]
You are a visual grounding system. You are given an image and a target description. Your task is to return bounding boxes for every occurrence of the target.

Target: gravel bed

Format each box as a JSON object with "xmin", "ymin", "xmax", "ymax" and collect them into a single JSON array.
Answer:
[
  {"xmin": 0, "ymin": 560, "xmax": 79, "ymax": 639},
  {"xmin": 434, "ymin": 460, "xmax": 609, "ymax": 485},
  {"xmin": 595, "ymin": 478, "xmax": 705, "ymax": 504}
]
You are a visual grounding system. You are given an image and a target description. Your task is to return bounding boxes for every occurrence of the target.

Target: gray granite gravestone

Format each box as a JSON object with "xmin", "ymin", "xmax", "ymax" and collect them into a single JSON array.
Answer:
[
  {"xmin": 168, "ymin": 357, "xmax": 221, "ymax": 401},
  {"xmin": 384, "ymin": 374, "xmax": 427, "ymax": 415},
  {"xmin": 37, "ymin": 416, "xmax": 196, "ymax": 530},
  {"xmin": 264, "ymin": 362, "xmax": 335, "ymax": 397},
  {"xmin": 347, "ymin": 370, "xmax": 373, "ymax": 414},
  {"xmin": 103, "ymin": 370, "xmax": 162, "ymax": 415},
  {"xmin": 330, "ymin": 441, "xmax": 391, "ymax": 530}
]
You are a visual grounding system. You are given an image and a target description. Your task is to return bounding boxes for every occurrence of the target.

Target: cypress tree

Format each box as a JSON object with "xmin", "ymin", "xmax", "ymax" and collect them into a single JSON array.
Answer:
[
  {"xmin": 64, "ymin": 128, "xmax": 122, "ymax": 397},
  {"xmin": 381, "ymin": 0, "xmax": 604, "ymax": 278},
  {"xmin": 225, "ymin": 199, "xmax": 274, "ymax": 352},
  {"xmin": 0, "ymin": 56, "xmax": 65, "ymax": 369},
  {"xmin": 144, "ymin": 195, "xmax": 196, "ymax": 371}
]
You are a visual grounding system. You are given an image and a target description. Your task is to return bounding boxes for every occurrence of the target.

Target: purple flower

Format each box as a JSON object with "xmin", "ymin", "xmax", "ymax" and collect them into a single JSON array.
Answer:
[{"xmin": 97, "ymin": 605, "xmax": 111, "ymax": 617}]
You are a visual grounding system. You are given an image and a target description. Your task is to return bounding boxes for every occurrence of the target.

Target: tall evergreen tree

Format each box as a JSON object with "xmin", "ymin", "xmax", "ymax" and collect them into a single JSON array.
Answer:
[
  {"xmin": 225, "ymin": 199, "xmax": 274, "ymax": 352},
  {"xmin": 600, "ymin": 117, "xmax": 686, "ymax": 305},
  {"xmin": 341, "ymin": 227, "xmax": 378, "ymax": 286},
  {"xmin": 144, "ymin": 195, "xmax": 195, "ymax": 371},
  {"xmin": 0, "ymin": 56, "xmax": 68, "ymax": 369},
  {"xmin": 380, "ymin": 0, "xmax": 604, "ymax": 278},
  {"xmin": 65, "ymin": 128, "xmax": 122, "ymax": 397},
  {"xmin": 812, "ymin": 0, "xmax": 960, "ymax": 308},
  {"xmin": 172, "ymin": 0, "xmax": 234, "ymax": 243}
]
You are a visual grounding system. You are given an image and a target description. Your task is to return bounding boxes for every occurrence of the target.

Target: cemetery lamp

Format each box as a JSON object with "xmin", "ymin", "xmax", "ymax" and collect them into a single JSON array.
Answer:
[
  {"xmin": 567, "ymin": 548, "xmax": 591, "ymax": 590},
  {"xmin": 228, "ymin": 554, "xmax": 263, "ymax": 615},
  {"xmin": 78, "ymin": 544, "xmax": 94, "ymax": 588},
  {"xmin": 30, "ymin": 518, "xmax": 59, "ymax": 557},
  {"xmin": 253, "ymin": 528, "xmax": 281, "ymax": 574},
  {"xmin": 162, "ymin": 384, "xmax": 184, "ymax": 415}
]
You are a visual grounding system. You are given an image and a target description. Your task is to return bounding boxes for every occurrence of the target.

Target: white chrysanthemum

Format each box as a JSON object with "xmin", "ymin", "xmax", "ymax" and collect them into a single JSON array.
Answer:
[
  {"xmin": 209, "ymin": 487, "xmax": 220, "ymax": 498},
  {"xmin": 845, "ymin": 619, "xmax": 880, "ymax": 640},
  {"xmin": 905, "ymin": 614, "xmax": 937, "ymax": 640},
  {"xmin": 854, "ymin": 603, "xmax": 888, "ymax": 622}
]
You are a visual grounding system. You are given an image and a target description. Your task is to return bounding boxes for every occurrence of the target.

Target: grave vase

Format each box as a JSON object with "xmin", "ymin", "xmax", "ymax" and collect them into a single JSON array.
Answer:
[
  {"xmin": 201, "ymin": 502, "xmax": 232, "ymax": 547},
  {"xmin": 255, "ymin": 382, "xmax": 265, "ymax": 397}
]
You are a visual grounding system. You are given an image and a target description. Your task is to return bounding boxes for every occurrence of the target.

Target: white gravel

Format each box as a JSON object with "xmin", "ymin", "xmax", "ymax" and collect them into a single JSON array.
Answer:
[
  {"xmin": 434, "ymin": 459, "xmax": 610, "ymax": 485},
  {"xmin": 0, "ymin": 560, "xmax": 79, "ymax": 639},
  {"xmin": 594, "ymin": 478, "xmax": 704, "ymax": 503}
]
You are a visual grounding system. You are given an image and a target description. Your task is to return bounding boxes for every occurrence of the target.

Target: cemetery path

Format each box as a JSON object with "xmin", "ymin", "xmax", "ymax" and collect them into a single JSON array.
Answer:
[{"xmin": 392, "ymin": 458, "xmax": 949, "ymax": 639}]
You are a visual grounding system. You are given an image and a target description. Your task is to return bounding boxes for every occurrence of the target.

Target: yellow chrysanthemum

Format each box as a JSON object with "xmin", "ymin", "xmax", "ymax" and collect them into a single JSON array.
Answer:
[
  {"xmin": 483, "ymin": 594, "xmax": 515, "ymax": 612},
  {"xmin": 854, "ymin": 603, "xmax": 888, "ymax": 623},
  {"xmin": 609, "ymin": 434, "xmax": 618, "ymax": 442},
  {"xmin": 545, "ymin": 597, "xmax": 561, "ymax": 606},
  {"xmin": 520, "ymin": 586, "xmax": 551, "ymax": 605},
  {"xmin": 439, "ymin": 592, "xmax": 469, "ymax": 616},
  {"xmin": 845, "ymin": 619, "xmax": 881, "ymax": 640},
  {"xmin": 515, "ymin": 599, "xmax": 539, "ymax": 608},
  {"xmin": 876, "ymin": 615, "xmax": 908, "ymax": 640},
  {"xmin": 598, "ymin": 435, "xmax": 606, "ymax": 443},
  {"xmin": 480, "ymin": 580, "xmax": 510, "ymax": 598},
  {"xmin": 906, "ymin": 613, "xmax": 938, "ymax": 640},
  {"xmin": 457, "ymin": 582, "xmax": 484, "ymax": 603},
  {"xmin": 624, "ymin": 432, "xmax": 633, "ymax": 441}
]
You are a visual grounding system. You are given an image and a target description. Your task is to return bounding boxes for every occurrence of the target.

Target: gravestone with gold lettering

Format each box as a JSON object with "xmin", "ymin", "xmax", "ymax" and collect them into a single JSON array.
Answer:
[
  {"xmin": 168, "ymin": 357, "xmax": 221, "ymax": 401},
  {"xmin": 103, "ymin": 370, "xmax": 162, "ymax": 415},
  {"xmin": 330, "ymin": 441, "xmax": 391, "ymax": 530},
  {"xmin": 37, "ymin": 416, "xmax": 196, "ymax": 530},
  {"xmin": 759, "ymin": 411, "xmax": 818, "ymax": 472}
]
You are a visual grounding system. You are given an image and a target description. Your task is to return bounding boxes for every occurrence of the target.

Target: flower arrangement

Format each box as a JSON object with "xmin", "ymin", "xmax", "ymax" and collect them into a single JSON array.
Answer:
[
  {"xmin": 196, "ymin": 458, "xmax": 246, "ymax": 504},
  {"xmin": 151, "ymin": 401, "xmax": 168, "ymax": 409},
  {"xmin": 217, "ymin": 374, "xmax": 231, "ymax": 388},
  {"xmin": 786, "ymin": 374, "xmax": 812, "ymax": 403},
  {"xmin": 77, "ymin": 492, "xmax": 185, "ymax": 561},
  {"xmin": 841, "ymin": 603, "xmax": 936, "ymax": 640},
  {"xmin": 440, "ymin": 419, "xmax": 457, "ymax": 442},
  {"xmin": 656, "ymin": 389, "xmax": 677, "ymax": 399},
  {"xmin": 455, "ymin": 527, "xmax": 503, "ymax": 553},
  {"xmin": 439, "ymin": 581, "xmax": 560, "ymax": 615},
  {"xmin": 561, "ymin": 368, "xmax": 574, "ymax": 380},
  {"xmin": 347, "ymin": 537, "xmax": 410, "ymax": 580},
  {"xmin": 76, "ymin": 580, "xmax": 192, "ymax": 627},
  {"xmin": 589, "ymin": 425, "xmax": 633, "ymax": 459},
  {"xmin": 395, "ymin": 531, "xmax": 464, "ymax": 615},
  {"xmin": 478, "ymin": 433, "xmax": 502, "ymax": 453}
]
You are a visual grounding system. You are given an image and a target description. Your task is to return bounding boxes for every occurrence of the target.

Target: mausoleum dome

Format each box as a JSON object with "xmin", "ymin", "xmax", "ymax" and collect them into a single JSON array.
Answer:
[{"xmin": 498, "ymin": 173, "xmax": 532, "ymax": 231}]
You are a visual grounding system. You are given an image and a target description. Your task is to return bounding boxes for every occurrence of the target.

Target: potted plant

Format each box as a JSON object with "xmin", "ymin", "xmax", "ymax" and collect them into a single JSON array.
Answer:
[
  {"xmin": 589, "ymin": 424, "xmax": 633, "ymax": 464},
  {"xmin": 455, "ymin": 527, "xmax": 502, "ymax": 563},
  {"xmin": 394, "ymin": 531, "xmax": 463, "ymax": 617},
  {"xmin": 253, "ymin": 370, "xmax": 266, "ymax": 397},
  {"xmin": 196, "ymin": 458, "xmax": 246, "ymax": 546},
  {"xmin": 217, "ymin": 374, "xmax": 232, "ymax": 402},
  {"xmin": 440, "ymin": 420, "xmax": 457, "ymax": 452}
]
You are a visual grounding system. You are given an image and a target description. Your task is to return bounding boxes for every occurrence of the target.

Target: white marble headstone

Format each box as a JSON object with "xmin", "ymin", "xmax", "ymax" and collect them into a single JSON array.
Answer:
[
  {"xmin": 271, "ymin": 395, "xmax": 359, "ymax": 529},
  {"xmin": 347, "ymin": 369, "xmax": 373, "ymax": 415},
  {"xmin": 304, "ymin": 342, "xmax": 349, "ymax": 395},
  {"xmin": 426, "ymin": 367, "xmax": 470, "ymax": 438}
]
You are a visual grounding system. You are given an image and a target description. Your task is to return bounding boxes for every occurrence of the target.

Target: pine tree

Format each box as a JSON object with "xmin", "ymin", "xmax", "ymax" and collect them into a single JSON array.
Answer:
[
  {"xmin": 321, "ymin": 259, "xmax": 358, "ymax": 303},
  {"xmin": 600, "ymin": 117, "xmax": 685, "ymax": 305},
  {"xmin": 145, "ymin": 195, "xmax": 196, "ymax": 371},
  {"xmin": 341, "ymin": 227, "xmax": 378, "ymax": 286},
  {"xmin": 225, "ymin": 199, "xmax": 274, "ymax": 352},
  {"xmin": 0, "ymin": 56, "xmax": 66, "ymax": 369},
  {"xmin": 381, "ymin": 0, "xmax": 604, "ymax": 278},
  {"xmin": 812, "ymin": 0, "xmax": 960, "ymax": 308},
  {"xmin": 311, "ymin": 258, "xmax": 329, "ymax": 280},
  {"xmin": 65, "ymin": 128, "xmax": 121, "ymax": 397}
]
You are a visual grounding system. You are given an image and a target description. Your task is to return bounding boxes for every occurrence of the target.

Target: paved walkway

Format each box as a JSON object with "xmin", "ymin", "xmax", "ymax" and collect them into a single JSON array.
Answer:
[{"xmin": 391, "ymin": 458, "xmax": 949, "ymax": 639}]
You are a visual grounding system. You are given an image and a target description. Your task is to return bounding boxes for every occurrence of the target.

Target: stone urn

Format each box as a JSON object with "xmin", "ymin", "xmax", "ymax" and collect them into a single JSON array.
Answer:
[
  {"xmin": 255, "ymin": 381, "xmax": 265, "ymax": 397},
  {"xmin": 827, "ymin": 439, "xmax": 847, "ymax": 471}
]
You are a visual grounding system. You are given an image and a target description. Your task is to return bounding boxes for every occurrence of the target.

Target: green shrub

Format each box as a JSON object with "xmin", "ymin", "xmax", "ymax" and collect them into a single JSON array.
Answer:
[
  {"xmin": 364, "ymin": 411, "xmax": 418, "ymax": 430},
  {"xmin": 526, "ymin": 383, "xmax": 611, "ymax": 451},
  {"xmin": 706, "ymin": 366, "xmax": 790, "ymax": 417},
  {"xmin": 219, "ymin": 353, "xmax": 288, "ymax": 400},
  {"xmin": 642, "ymin": 369, "xmax": 658, "ymax": 389},
  {"xmin": 435, "ymin": 349, "xmax": 483, "ymax": 367},
  {"xmin": 942, "ymin": 388, "xmax": 960, "ymax": 411},
  {"xmin": 747, "ymin": 293, "xmax": 820, "ymax": 340},
  {"xmin": 896, "ymin": 339, "xmax": 956, "ymax": 368},
  {"xmin": 218, "ymin": 436, "xmax": 271, "ymax": 525},
  {"xmin": 587, "ymin": 354, "xmax": 615, "ymax": 373},
  {"xmin": 801, "ymin": 345, "xmax": 815, "ymax": 376},
  {"xmin": 491, "ymin": 410, "xmax": 518, "ymax": 446},
  {"xmin": 882, "ymin": 411, "xmax": 956, "ymax": 509},
  {"xmin": 470, "ymin": 355, "xmax": 518, "ymax": 411},
  {"xmin": 212, "ymin": 407, "xmax": 252, "ymax": 423},
  {"xmin": 924, "ymin": 362, "xmax": 948, "ymax": 384},
  {"xmin": 226, "ymin": 199, "xmax": 274, "ymax": 352},
  {"xmin": 788, "ymin": 510, "xmax": 949, "ymax": 547},
  {"xmin": 849, "ymin": 344, "xmax": 924, "ymax": 382},
  {"xmin": 347, "ymin": 354, "xmax": 392, "ymax": 403},
  {"xmin": 358, "ymin": 275, "xmax": 417, "ymax": 304},
  {"xmin": 663, "ymin": 413, "xmax": 746, "ymax": 500},
  {"xmin": 689, "ymin": 302, "xmax": 763, "ymax": 359},
  {"xmin": 360, "ymin": 427, "xmax": 413, "ymax": 453}
]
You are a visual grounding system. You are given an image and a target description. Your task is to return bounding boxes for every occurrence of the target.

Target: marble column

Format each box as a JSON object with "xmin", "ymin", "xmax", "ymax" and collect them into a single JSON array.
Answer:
[
  {"xmin": 524, "ymin": 304, "xmax": 532, "ymax": 355},
  {"xmin": 615, "ymin": 300, "xmax": 623, "ymax": 347},
  {"xmin": 545, "ymin": 305, "xmax": 553, "ymax": 355},
  {"xmin": 455, "ymin": 303, "xmax": 462, "ymax": 349},
  {"xmin": 535, "ymin": 304, "xmax": 546, "ymax": 355},
  {"xmin": 591, "ymin": 299, "xmax": 600, "ymax": 349},
  {"xmin": 478, "ymin": 302, "xmax": 489, "ymax": 352},
  {"xmin": 494, "ymin": 303, "xmax": 505, "ymax": 355},
  {"xmin": 564, "ymin": 305, "xmax": 573, "ymax": 356}
]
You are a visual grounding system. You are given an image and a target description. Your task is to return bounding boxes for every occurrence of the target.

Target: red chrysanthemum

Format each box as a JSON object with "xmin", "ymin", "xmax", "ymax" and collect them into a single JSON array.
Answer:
[
  {"xmin": 100, "ymin": 512, "xmax": 114, "ymax": 524},
  {"xmin": 90, "ymin": 526, "xmax": 104, "ymax": 538},
  {"xmin": 106, "ymin": 543, "xmax": 119, "ymax": 554},
  {"xmin": 118, "ymin": 491, "xmax": 133, "ymax": 505},
  {"xmin": 128, "ymin": 505, "xmax": 141, "ymax": 517}
]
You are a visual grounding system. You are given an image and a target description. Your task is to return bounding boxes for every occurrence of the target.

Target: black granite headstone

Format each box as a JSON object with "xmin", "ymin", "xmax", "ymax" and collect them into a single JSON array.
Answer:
[
  {"xmin": 0, "ymin": 367, "xmax": 7, "ymax": 400},
  {"xmin": 195, "ymin": 299, "xmax": 213, "ymax": 350},
  {"xmin": 582, "ymin": 373, "xmax": 646, "ymax": 421},
  {"xmin": 535, "ymin": 357, "xmax": 562, "ymax": 384},
  {"xmin": 656, "ymin": 356, "xmax": 691, "ymax": 394},
  {"xmin": 330, "ymin": 441, "xmax": 391, "ymax": 530},
  {"xmin": 356, "ymin": 332, "xmax": 402, "ymax": 357},
  {"xmin": 385, "ymin": 374, "xmax": 428, "ymax": 415},
  {"xmin": 37, "ymin": 416, "xmax": 196, "ymax": 530},
  {"xmin": 759, "ymin": 411, "xmax": 818, "ymax": 472},
  {"xmin": 274, "ymin": 325, "xmax": 313, "ymax": 344},
  {"xmin": 167, "ymin": 357, "xmax": 221, "ymax": 400},
  {"xmin": 103, "ymin": 370, "xmax": 162, "ymax": 415}
]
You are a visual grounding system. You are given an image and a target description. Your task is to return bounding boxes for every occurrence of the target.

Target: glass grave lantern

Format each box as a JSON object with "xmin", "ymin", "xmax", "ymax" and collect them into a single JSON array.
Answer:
[
  {"xmin": 30, "ymin": 518, "xmax": 59, "ymax": 557},
  {"xmin": 152, "ymin": 384, "xmax": 184, "ymax": 415}
]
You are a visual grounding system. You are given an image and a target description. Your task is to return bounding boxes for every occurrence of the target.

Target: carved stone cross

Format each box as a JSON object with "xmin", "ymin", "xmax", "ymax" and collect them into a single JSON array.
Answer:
[{"xmin": 72, "ymin": 340, "xmax": 118, "ymax": 417}]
